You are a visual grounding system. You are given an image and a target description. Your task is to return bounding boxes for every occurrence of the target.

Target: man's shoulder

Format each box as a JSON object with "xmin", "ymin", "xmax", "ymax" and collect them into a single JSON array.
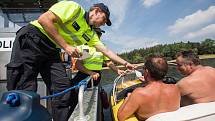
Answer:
[
  {"xmin": 130, "ymin": 87, "xmax": 157, "ymax": 103},
  {"xmin": 177, "ymin": 77, "xmax": 191, "ymax": 87},
  {"xmin": 133, "ymin": 87, "xmax": 144, "ymax": 93},
  {"xmin": 176, "ymin": 76, "xmax": 196, "ymax": 95},
  {"xmin": 203, "ymin": 66, "xmax": 215, "ymax": 72},
  {"xmin": 178, "ymin": 66, "xmax": 214, "ymax": 84},
  {"xmin": 132, "ymin": 87, "xmax": 150, "ymax": 97}
]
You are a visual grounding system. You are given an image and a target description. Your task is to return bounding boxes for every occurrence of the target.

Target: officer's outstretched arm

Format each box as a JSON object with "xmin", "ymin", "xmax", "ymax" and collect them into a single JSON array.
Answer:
[
  {"xmin": 106, "ymin": 60, "xmax": 125, "ymax": 75},
  {"xmin": 38, "ymin": 11, "xmax": 79, "ymax": 57},
  {"xmin": 95, "ymin": 45, "xmax": 135, "ymax": 70}
]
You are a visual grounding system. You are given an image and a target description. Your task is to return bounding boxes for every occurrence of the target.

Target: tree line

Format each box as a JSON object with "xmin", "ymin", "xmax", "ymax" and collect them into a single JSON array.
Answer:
[{"xmin": 119, "ymin": 38, "xmax": 215, "ymax": 64}]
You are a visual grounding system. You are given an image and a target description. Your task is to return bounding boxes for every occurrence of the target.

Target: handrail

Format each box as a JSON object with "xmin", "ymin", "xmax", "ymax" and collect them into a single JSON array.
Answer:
[
  {"xmin": 112, "ymin": 75, "xmax": 123, "ymax": 106},
  {"xmin": 112, "ymin": 70, "xmax": 136, "ymax": 106},
  {"xmin": 74, "ymin": 76, "xmax": 92, "ymax": 121}
]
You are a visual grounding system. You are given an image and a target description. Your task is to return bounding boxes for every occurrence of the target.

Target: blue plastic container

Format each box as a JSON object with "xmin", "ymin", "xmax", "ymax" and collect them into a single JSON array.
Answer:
[{"xmin": 0, "ymin": 90, "xmax": 51, "ymax": 121}]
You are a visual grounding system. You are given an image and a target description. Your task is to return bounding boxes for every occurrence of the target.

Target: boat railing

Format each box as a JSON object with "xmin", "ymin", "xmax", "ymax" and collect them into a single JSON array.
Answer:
[
  {"xmin": 112, "ymin": 70, "xmax": 137, "ymax": 106},
  {"xmin": 74, "ymin": 76, "xmax": 93, "ymax": 121}
]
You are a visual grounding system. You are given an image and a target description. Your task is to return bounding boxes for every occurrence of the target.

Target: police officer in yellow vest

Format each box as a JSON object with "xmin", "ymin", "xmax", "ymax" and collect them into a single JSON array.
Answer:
[
  {"xmin": 69, "ymin": 28, "xmax": 125, "ymax": 116},
  {"xmin": 6, "ymin": 1, "xmax": 134, "ymax": 121}
]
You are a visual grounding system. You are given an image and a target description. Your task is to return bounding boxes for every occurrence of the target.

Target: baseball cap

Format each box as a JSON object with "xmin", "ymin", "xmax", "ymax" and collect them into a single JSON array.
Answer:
[{"xmin": 93, "ymin": 3, "xmax": 112, "ymax": 26}]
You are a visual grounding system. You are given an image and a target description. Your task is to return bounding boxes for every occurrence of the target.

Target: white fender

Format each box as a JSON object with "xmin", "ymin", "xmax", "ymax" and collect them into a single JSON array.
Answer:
[{"xmin": 146, "ymin": 102, "xmax": 215, "ymax": 121}]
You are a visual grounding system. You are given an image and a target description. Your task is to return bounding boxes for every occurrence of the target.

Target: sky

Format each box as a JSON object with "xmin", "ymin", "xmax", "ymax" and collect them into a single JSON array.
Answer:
[{"xmin": 75, "ymin": 0, "xmax": 215, "ymax": 53}]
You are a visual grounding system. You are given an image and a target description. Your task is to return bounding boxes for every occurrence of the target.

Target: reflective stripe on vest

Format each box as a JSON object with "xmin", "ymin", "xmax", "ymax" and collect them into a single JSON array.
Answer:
[
  {"xmin": 80, "ymin": 45, "xmax": 104, "ymax": 70},
  {"xmin": 93, "ymin": 54, "xmax": 104, "ymax": 59},
  {"xmin": 83, "ymin": 59, "xmax": 104, "ymax": 70},
  {"xmin": 58, "ymin": 8, "xmax": 83, "ymax": 45},
  {"xmin": 84, "ymin": 61, "xmax": 103, "ymax": 65}
]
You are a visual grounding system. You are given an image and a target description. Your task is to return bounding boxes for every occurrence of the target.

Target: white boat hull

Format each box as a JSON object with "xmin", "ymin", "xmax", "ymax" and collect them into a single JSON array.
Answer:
[{"xmin": 146, "ymin": 101, "xmax": 215, "ymax": 121}]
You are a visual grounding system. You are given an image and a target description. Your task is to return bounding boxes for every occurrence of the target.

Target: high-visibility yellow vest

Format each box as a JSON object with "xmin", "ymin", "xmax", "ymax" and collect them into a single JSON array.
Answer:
[
  {"xmin": 77, "ymin": 45, "xmax": 109, "ymax": 70},
  {"xmin": 30, "ymin": 1, "xmax": 104, "ymax": 47}
]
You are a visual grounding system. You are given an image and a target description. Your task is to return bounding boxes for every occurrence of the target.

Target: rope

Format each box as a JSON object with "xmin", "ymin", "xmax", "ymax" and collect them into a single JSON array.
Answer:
[{"xmin": 40, "ymin": 78, "xmax": 88, "ymax": 100}]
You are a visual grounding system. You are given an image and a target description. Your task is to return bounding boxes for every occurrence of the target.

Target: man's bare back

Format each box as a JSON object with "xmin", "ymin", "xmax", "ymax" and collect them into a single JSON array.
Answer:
[
  {"xmin": 133, "ymin": 81, "xmax": 180, "ymax": 120},
  {"xmin": 177, "ymin": 66, "xmax": 215, "ymax": 105}
]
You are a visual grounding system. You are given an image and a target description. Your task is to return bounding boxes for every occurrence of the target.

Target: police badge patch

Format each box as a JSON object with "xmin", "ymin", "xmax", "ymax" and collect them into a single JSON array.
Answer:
[{"xmin": 72, "ymin": 21, "xmax": 80, "ymax": 31}]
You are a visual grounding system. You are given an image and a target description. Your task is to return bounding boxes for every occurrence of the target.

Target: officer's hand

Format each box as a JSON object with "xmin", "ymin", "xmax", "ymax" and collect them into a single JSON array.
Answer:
[
  {"xmin": 65, "ymin": 45, "xmax": 81, "ymax": 58},
  {"xmin": 117, "ymin": 69, "xmax": 126, "ymax": 76},
  {"xmin": 90, "ymin": 72, "xmax": 100, "ymax": 80},
  {"xmin": 124, "ymin": 62, "xmax": 136, "ymax": 70}
]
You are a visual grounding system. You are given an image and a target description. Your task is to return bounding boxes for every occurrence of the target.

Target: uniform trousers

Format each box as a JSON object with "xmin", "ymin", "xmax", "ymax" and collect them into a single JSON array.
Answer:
[{"xmin": 6, "ymin": 24, "xmax": 72, "ymax": 121}]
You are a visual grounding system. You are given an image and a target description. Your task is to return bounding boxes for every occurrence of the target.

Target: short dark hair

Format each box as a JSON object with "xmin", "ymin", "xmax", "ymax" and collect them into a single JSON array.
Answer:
[
  {"xmin": 176, "ymin": 50, "xmax": 200, "ymax": 65},
  {"xmin": 144, "ymin": 54, "xmax": 168, "ymax": 80}
]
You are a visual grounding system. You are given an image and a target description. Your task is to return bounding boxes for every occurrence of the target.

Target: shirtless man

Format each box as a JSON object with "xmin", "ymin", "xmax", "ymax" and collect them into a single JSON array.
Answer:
[
  {"xmin": 117, "ymin": 55, "xmax": 181, "ymax": 121},
  {"xmin": 176, "ymin": 50, "xmax": 215, "ymax": 106}
]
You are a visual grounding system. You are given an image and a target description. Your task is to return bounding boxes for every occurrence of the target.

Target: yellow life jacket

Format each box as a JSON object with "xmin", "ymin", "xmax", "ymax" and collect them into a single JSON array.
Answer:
[{"xmin": 77, "ymin": 45, "xmax": 109, "ymax": 70}]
